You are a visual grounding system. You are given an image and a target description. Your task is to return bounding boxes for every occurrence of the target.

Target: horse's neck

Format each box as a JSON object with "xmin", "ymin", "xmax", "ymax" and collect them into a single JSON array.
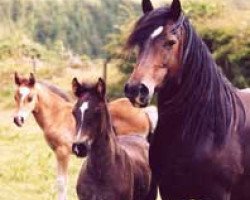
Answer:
[
  {"xmin": 33, "ymin": 84, "xmax": 72, "ymax": 130},
  {"xmin": 157, "ymin": 28, "xmax": 241, "ymax": 146},
  {"xmin": 87, "ymin": 110, "xmax": 119, "ymax": 179}
]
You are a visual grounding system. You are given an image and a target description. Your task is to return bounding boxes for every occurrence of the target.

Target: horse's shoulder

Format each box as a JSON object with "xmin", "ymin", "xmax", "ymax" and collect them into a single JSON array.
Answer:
[{"xmin": 117, "ymin": 135, "xmax": 149, "ymax": 156}]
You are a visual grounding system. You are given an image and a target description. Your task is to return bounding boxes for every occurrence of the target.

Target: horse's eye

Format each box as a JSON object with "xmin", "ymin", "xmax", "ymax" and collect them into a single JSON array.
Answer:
[
  {"xmin": 163, "ymin": 40, "xmax": 176, "ymax": 48},
  {"xmin": 27, "ymin": 96, "xmax": 33, "ymax": 102}
]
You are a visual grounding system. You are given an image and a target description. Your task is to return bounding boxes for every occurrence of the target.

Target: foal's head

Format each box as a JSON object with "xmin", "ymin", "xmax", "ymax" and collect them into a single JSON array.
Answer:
[
  {"xmin": 13, "ymin": 72, "xmax": 38, "ymax": 127},
  {"xmin": 71, "ymin": 77, "xmax": 109, "ymax": 157},
  {"xmin": 124, "ymin": 0, "xmax": 185, "ymax": 107}
]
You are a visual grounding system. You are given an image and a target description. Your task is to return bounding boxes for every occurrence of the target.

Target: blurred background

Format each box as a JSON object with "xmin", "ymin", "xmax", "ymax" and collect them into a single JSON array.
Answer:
[{"xmin": 0, "ymin": 0, "xmax": 249, "ymax": 199}]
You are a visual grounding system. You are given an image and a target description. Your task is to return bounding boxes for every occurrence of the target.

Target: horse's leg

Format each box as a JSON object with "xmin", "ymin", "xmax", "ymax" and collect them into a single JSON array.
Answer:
[
  {"xmin": 145, "ymin": 175, "xmax": 158, "ymax": 200},
  {"xmin": 55, "ymin": 146, "xmax": 70, "ymax": 200}
]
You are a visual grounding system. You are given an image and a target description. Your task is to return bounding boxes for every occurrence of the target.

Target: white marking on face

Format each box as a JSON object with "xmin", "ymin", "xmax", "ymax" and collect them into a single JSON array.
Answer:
[
  {"xmin": 76, "ymin": 102, "xmax": 89, "ymax": 140},
  {"xmin": 150, "ymin": 26, "xmax": 164, "ymax": 39},
  {"xmin": 19, "ymin": 87, "xmax": 31, "ymax": 102},
  {"xmin": 15, "ymin": 87, "xmax": 31, "ymax": 122},
  {"xmin": 16, "ymin": 110, "xmax": 29, "ymax": 120},
  {"xmin": 141, "ymin": 79, "xmax": 155, "ymax": 100}
]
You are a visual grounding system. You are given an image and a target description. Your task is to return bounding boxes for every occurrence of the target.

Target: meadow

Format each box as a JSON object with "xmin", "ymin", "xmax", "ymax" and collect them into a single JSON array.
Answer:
[{"xmin": 0, "ymin": 110, "xmax": 81, "ymax": 200}]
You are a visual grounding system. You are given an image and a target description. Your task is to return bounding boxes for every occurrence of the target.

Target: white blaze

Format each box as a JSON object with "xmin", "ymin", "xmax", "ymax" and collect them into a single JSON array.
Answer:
[
  {"xmin": 150, "ymin": 26, "xmax": 164, "ymax": 39},
  {"xmin": 19, "ymin": 87, "xmax": 30, "ymax": 100},
  {"xmin": 76, "ymin": 102, "xmax": 89, "ymax": 140},
  {"xmin": 16, "ymin": 87, "xmax": 31, "ymax": 120}
]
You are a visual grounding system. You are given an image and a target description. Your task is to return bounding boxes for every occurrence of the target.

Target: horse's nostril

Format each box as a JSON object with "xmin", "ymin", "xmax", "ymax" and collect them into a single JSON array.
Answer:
[
  {"xmin": 20, "ymin": 117, "xmax": 24, "ymax": 123},
  {"xmin": 72, "ymin": 143, "xmax": 79, "ymax": 154},
  {"xmin": 139, "ymin": 84, "xmax": 149, "ymax": 96},
  {"xmin": 14, "ymin": 117, "xmax": 18, "ymax": 124},
  {"xmin": 72, "ymin": 142, "xmax": 88, "ymax": 157},
  {"xmin": 124, "ymin": 83, "xmax": 139, "ymax": 99},
  {"xmin": 124, "ymin": 83, "xmax": 130, "ymax": 96}
]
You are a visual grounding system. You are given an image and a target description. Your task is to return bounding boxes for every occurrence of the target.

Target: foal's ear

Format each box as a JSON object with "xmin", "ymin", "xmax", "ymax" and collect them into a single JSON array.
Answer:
[
  {"xmin": 29, "ymin": 73, "xmax": 35, "ymax": 87},
  {"xmin": 142, "ymin": 0, "xmax": 154, "ymax": 14},
  {"xmin": 96, "ymin": 78, "xmax": 106, "ymax": 99},
  {"xmin": 72, "ymin": 77, "xmax": 81, "ymax": 97},
  {"xmin": 169, "ymin": 0, "xmax": 182, "ymax": 21},
  {"xmin": 14, "ymin": 72, "xmax": 21, "ymax": 85}
]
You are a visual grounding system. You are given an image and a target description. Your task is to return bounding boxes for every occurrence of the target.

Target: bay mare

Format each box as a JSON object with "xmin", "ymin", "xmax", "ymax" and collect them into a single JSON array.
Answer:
[
  {"xmin": 13, "ymin": 73, "xmax": 158, "ymax": 200},
  {"xmin": 124, "ymin": 0, "xmax": 250, "ymax": 199},
  {"xmin": 72, "ymin": 78, "xmax": 154, "ymax": 200}
]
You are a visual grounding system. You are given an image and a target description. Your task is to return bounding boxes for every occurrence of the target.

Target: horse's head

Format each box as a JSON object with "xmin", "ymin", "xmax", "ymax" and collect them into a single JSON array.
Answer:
[
  {"xmin": 124, "ymin": 0, "xmax": 185, "ymax": 107},
  {"xmin": 71, "ymin": 77, "xmax": 107, "ymax": 157},
  {"xmin": 13, "ymin": 72, "xmax": 38, "ymax": 127}
]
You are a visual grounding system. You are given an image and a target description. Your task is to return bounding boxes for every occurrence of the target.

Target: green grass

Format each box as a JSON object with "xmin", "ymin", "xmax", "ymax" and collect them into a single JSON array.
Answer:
[{"xmin": 0, "ymin": 111, "xmax": 82, "ymax": 200}]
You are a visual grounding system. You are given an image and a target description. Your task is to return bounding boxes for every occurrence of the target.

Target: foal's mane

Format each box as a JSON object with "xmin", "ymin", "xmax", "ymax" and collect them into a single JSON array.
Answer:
[
  {"xmin": 38, "ymin": 81, "xmax": 71, "ymax": 102},
  {"xmin": 127, "ymin": 7, "xmax": 245, "ymax": 146}
]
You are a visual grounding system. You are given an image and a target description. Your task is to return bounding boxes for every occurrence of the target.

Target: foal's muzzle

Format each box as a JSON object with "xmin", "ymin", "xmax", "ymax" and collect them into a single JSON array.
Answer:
[
  {"xmin": 72, "ymin": 142, "xmax": 88, "ymax": 158},
  {"xmin": 124, "ymin": 83, "xmax": 150, "ymax": 107},
  {"xmin": 13, "ymin": 116, "xmax": 24, "ymax": 127}
]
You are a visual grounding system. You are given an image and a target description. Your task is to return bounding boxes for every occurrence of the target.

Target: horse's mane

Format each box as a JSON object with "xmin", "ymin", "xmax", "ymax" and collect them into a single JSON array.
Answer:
[
  {"xmin": 38, "ymin": 81, "xmax": 71, "ymax": 102},
  {"xmin": 127, "ymin": 7, "xmax": 245, "ymax": 146}
]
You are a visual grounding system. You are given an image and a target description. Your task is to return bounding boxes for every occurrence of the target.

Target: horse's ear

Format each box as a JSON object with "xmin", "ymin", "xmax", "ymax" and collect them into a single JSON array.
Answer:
[
  {"xmin": 169, "ymin": 0, "xmax": 182, "ymax": 21},
  {"xmin": 14, "ymin": 72, "xmax": 21, "ymax": 85},
  {"xmin": 29, "ymin": 73, "xmax": 35, "ymax": 87},
  {"xmin": 72, "ymin": 77, "xmax": 81, "ymax": 97},
  {"xmin": 142, "ymin": 0, "xmax": 154, "ymax": 14},
  {"xmin": 96, "ymin": 78, "xmax": 106, "ymax": 99}
]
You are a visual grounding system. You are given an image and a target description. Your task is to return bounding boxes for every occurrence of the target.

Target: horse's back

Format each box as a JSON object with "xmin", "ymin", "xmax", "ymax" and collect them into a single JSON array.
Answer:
[
  {"xmin": 237, "ymin": 89, "xmax": 250, "ymax": 171},
  {"xmin": 237, "ymin": 89, "xmax": 250, "ymax": 135},
  {"xmin": 117, "ymin": 135, "xmax": 149, "ymax": 160},
  {"xmin": 109, "ymin": 98, "xmax": 150, "ymax": 136}
]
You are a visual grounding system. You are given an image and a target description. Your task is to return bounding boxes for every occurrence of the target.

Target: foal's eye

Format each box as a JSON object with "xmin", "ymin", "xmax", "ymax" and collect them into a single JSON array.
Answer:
[
  {"xmin": 27, "ymin": 96, "xmax": 33, "ymax": 102},
  {"xmin": 163, "ymin": 40, "xmax": 176, "ymax": 48}
]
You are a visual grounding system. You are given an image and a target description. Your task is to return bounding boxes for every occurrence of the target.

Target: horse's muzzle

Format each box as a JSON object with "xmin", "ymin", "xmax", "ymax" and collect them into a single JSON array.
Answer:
[
  {"xmin": 72, "ymin": 142, "xmax": 88, "ymax": 158},
  {"xmin": 124, "ymin": 83, "xmax": 150, "ymax": 107},
  {"xmin": 13, "ymin": 116, "xmax": 24, "ymax": 127}
]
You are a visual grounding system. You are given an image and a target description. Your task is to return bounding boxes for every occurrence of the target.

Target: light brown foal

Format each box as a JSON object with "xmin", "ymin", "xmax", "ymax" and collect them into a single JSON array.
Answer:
[{"xmin": 13, "ymin": 73, "xmax": 158, "ymax": 200}]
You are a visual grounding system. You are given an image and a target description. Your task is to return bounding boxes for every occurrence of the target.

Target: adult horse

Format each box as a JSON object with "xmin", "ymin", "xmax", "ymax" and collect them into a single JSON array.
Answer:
[
  {"xmin": 72, "ymin": 78, "xmax": 154, "ymax": 200},
  {"xmin": 124, "ymin": 0, "xmax": 250, "ymax": 199},
  {"xmin": 13, "ymin": 73, "xmax": 157, "ymax": 200}
]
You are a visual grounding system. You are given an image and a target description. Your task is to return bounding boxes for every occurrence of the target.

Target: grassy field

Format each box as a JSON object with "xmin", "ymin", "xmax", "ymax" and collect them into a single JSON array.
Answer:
[{"xmin": 0, "ymin": 110, "xmax": 83, "ymax": 200}]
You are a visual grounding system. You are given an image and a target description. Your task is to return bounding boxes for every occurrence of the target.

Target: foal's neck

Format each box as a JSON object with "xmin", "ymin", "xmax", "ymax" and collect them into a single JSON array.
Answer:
[
  {"xmin": 87, "ymin": 105, "xmax": 118, "ymax": 180},
  {"xmin": 33, "ymin": 83, "xmax": 72, "ymax": 130}
]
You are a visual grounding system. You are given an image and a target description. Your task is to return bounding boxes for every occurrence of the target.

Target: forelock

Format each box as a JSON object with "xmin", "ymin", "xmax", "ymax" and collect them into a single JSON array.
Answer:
[{"xmin": 126, "ymin": 7, "xmax": 171, "ymax": 49}]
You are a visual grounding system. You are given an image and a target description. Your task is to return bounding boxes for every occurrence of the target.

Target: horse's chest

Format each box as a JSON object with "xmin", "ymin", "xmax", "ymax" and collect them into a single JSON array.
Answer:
[
  {"xmin": 78, "ymin": 179, "xmax": 131, "ymax": 200},
  {"xmin": 150, "ymin": 126, "xmax": 243, "ymax": 195}
]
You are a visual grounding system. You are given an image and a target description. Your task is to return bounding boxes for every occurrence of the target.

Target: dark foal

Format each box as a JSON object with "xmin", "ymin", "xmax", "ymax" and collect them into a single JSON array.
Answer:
[{"xmin": 72, "ymin": 78, "xmax": 155, "ymax": 200}]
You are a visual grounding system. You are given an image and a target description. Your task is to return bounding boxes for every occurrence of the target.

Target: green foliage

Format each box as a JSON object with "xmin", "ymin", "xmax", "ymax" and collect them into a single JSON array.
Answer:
[
  {"xmin": 0, "ymin": 0, "xmax": 138, "ymax": 57},
  {"xmin": 184, "ymin": 0, "xmax": 221, "ymax": 19}
]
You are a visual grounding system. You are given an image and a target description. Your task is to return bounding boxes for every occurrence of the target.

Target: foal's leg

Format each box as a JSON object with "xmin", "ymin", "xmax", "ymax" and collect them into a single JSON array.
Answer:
[{"xmin": 55, "ymin": 146, "xmax": 70, "ymax": 200}]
